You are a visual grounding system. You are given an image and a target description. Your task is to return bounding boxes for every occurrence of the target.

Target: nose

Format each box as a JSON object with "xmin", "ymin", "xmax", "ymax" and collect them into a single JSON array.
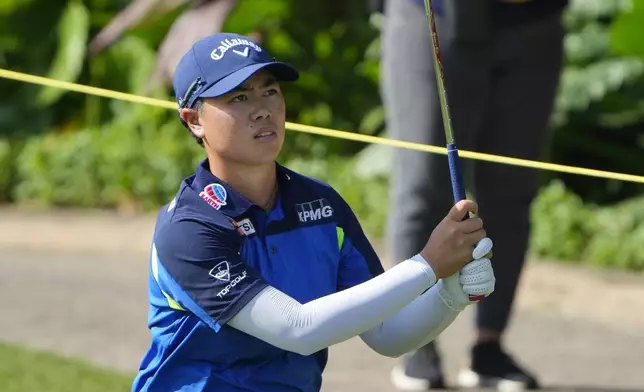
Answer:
[{"xmin": 252, "ymin": 105, "xmax": 271, "ymax": 121}]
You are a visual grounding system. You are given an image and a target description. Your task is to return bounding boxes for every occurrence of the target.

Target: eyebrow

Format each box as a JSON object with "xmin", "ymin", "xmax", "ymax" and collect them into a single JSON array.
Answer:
[{"xmin": 233, "ymin": 76, "xmax": 277, "ymax": 92}]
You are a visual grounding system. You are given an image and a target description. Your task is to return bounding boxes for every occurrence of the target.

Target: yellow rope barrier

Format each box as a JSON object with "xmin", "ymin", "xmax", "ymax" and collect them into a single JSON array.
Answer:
[{"xmin": 2, "ymin": 68, "xmax": 643, "ymax": 184}]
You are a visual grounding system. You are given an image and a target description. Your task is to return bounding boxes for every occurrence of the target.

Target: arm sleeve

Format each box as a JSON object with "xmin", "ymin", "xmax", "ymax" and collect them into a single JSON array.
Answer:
[
  {"xmin": 328, "ymin": 193, "xmax": 460, "ymax": 357},
  {"xmin": 228, "ymin": 254, "xmax": 437, "ymax": 356},
  {"xmin": 152, "ymin": 217, "xmax": 269, "ymax": 331},
  {"xmin": 358, "ymin": 279, "xmax": 460, "ymax": 358}
]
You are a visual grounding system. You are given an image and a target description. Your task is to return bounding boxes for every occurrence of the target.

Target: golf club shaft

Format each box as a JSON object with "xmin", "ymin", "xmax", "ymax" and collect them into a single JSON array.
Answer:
[
  {"xmin": 423, "ymin": 0, "xmax": 486, "ymax": 301},
  {"xmin": 423, "ymin": 0, "xmax": 467, "ymax": 204}
]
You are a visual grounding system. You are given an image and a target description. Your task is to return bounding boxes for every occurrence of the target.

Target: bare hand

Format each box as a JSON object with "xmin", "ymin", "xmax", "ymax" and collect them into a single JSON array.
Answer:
[{"xmin": 420, "ymin": 200, "xmax": 486, "ymax": 279}]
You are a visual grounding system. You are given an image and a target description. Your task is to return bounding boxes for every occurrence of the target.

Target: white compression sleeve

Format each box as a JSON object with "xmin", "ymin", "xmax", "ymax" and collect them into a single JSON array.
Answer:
[
  {"xmin": 227, "ymin": 255, "xmax": 436, "ymax": 356},
  {"xmin": 359, "ymin": 280, "xmax": 459, "ymax": 357}
]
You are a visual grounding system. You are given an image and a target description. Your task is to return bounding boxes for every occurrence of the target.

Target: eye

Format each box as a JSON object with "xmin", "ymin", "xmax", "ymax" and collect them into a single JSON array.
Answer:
[
  {"xmin": 265, "ymin": 88, "xmax": 279, "ymax": 97},
  {"xmin": 230, "ymin": 94, "xmax": 247, "ymax": 103}
]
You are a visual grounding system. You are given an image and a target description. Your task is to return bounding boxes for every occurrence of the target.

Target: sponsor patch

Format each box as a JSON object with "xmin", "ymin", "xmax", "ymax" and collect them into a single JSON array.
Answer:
[
  {"xmin": 234, "ymin": 218, "xmax": 256, "ymax": 236},
  {"xmin": 209, "ymin": 261, "xmax": 230, "ymax": 282},
  {"xmin": 296, "ymin": 199, "xmax": 334, "ymax": 223},
  {"xmin": 200, "ymin": 183, "xmax": 227, "ymax": 210}
]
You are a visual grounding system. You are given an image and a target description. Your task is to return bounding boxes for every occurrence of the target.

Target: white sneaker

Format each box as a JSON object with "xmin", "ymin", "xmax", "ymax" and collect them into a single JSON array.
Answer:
[
  {"xmin": 457, "ymin": 367, "xmax": 532, "ymax": 392},
  {"xmin": 390, "ymin": 364, "xmax": 446, "ymax": 390}
]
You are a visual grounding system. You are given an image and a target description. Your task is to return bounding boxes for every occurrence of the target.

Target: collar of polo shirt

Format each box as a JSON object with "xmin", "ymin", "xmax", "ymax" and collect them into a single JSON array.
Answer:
[{"xmin": 190, "ymin": 159, "xmax": 292, "ymax": 217}]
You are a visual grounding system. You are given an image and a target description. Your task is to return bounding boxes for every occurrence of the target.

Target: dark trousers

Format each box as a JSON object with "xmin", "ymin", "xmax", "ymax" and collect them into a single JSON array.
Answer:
[{"xmin": 381, "ymin": 0, "xmax": 564, "ymax": 375}]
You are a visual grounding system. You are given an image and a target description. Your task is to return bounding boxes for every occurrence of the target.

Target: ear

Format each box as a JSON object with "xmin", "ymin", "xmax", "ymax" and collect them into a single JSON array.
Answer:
[{"xmin": 180, "ymin": 108, "xmax": 205, "ymax": 139}]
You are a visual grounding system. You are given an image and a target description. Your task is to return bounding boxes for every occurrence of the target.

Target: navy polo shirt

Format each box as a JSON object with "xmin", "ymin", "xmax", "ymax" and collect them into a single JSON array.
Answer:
[{"xmin": 132, "ymin": 159, "xmax": 385, "ymax": 392}]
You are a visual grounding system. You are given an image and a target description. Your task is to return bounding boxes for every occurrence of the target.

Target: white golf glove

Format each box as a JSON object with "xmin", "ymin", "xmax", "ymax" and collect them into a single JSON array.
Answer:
[{"xmin": 437, "ymin": 237, "xmax": 496, "ymax": 312}]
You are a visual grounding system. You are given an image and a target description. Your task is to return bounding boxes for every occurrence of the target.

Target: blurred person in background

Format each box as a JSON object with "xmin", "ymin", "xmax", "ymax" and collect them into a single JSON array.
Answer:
[{"xmin": 378, "ymin": 0, "xmax": 568, "ymax": 390}]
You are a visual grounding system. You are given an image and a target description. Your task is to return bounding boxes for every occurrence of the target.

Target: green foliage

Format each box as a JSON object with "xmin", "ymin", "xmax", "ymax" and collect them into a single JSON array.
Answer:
[
  {"xmin": 547, "ymin": 0, "xmax": 644, "ymax": 205},
  {"xmin": 0, "ymin": 0, "xmax": 30, "ymax": 15},
  {"xmin": 529, "ymin": 179, "xmax": 644, "ymax": 271},
  {"xmin": 562, "ymin": 0, "xmax": 632, "ymax": 28},
  {"xmin": 585, "ymin": 197, "xmax": 644, "ymax": 270},
  {"xmin": 14, "ymin": 130, "xmax": 101, "ymax": 208},
  {"xmin": 552, "ymin": 57, "xmax": 644, "ymax": 124},
  {"xmin": 14, "ymin": 105, "xmax": 202, "ymax": 211},
  {"xmin": 35, "ymin": 0, "xmax": 90, "ymax": 107},
  {"xmin": 529, "ymin": 179, "xmax": 595, "ymax": 261},
  {"xmin": 98, "ymin": 36, "xmax": 158, "ymax": 96},
  {"xmin": 0, "ymin": 139, "xmax": 13, "ymax": 202},
  {"xmin": 224, "ymin": 0, "xmax": 290, "ymax": 33},
  {"xmin": 610, "ymin": 0, "xmax": 644, "ymax": 59}
]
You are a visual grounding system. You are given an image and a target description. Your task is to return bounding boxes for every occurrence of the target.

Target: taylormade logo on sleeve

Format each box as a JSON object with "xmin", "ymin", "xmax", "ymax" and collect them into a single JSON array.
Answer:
[
  {"xmin": 296, "ymin": 199, "xmax": 334, "ymax": 223},
  {"xmin": 210, "ymin": 38, "xmax": 262, "ymax": 60}
]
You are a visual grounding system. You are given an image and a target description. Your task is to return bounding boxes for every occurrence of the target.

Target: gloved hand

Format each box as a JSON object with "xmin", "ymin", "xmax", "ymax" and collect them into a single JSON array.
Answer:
[{"xmin": 437, "ymin": 237, "xmax": 496, "ymax": 312}]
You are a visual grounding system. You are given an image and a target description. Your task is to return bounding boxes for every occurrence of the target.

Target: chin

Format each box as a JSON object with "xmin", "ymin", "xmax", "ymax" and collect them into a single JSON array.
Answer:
[
  {"xmin": 256, "ymin": 136, "xmax": 283, "ymax": 159},
  {"xmin": 244, "ymin": 144, "xmax": 282, "ymax": 166},
  {"xmin": 255, "ymin": 149, "xmax": 281, "ymax": 165}
]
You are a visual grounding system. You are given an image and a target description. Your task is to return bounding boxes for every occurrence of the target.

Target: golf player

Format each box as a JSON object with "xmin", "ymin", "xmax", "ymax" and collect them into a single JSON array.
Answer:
[{"xmin": 131, "ymin": 32, "xmax": 496, "ymax": 392}]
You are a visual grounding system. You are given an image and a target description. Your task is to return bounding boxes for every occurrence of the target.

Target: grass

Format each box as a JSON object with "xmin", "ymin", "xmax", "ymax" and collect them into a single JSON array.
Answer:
[{"xmin": 0, "ymin": 341, "xmax": 134, "ymax": 392}]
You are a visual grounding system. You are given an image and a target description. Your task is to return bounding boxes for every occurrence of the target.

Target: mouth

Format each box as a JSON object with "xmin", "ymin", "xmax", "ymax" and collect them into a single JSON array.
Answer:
[{"xmin": 254, "ymin": 130, "xmax": 277, "ymax": 140}]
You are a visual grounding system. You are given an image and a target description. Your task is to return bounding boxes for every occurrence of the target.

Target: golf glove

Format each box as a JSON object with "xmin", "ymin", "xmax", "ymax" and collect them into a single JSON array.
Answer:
[{"xmin": 437, "ymin": 237, "xmax": 496, "ymax": 312}]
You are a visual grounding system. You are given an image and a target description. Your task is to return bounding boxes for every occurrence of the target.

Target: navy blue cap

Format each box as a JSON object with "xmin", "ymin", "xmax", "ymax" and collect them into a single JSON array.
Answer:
[{"xmin": 173, "ymin": 33, "xmax": 299, "ymax": 109}]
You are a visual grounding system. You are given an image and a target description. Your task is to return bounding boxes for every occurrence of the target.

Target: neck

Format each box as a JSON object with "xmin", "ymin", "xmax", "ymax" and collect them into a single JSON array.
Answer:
[{"xmin": 207, "ymin": 156, "xmax": 277, "ymax": 210}]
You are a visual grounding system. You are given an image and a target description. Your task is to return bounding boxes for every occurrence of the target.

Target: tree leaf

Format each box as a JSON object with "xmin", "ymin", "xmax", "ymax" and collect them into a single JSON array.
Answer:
[
  {"xmin": 563, "ymin": 0, "xmax": 632, "ymax": 29},
  {"xmin": 354, "ymin": 140, "xmax": 392, "ymax": 180},
  {"xmin": 35, "ymin": 0, "xmax": 89, "ymax": 107},
  {"xmin": 552, "ymin": 57, "xmax": 644, "ymax": 126},
  {"xmin": 0, "ymin": 0, "xmax": 31, "ymax": 15},
  {"xmin": 358, "ymin": 105, "xmax": 384, "ymax": 135},
  {"xmin": 564, "ymin": 22, "xmax": 610, "ymax": 64},
  {"xmin": 610, "ymin": 0, "xmax": 644, "ymax": 59},
  {"xmin": 104, "ymin": 35, "xmax": 157, "ymax": 94}
]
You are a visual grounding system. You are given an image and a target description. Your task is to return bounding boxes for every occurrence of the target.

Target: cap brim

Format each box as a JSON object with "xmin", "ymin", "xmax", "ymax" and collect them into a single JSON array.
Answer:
[{"xmin": 199, "ymin": 62, "xmax": 299, "ymax": 99}]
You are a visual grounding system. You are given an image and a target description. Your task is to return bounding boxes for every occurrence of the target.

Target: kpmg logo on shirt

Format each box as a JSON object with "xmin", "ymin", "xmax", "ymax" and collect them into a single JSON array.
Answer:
[
  {"xmin": 296, "ymin": 198, "xmax": 333, "ymax": 223},
  {"xmin": 200, "ymin": 183, "xmax": 227, "ymax": 210}
]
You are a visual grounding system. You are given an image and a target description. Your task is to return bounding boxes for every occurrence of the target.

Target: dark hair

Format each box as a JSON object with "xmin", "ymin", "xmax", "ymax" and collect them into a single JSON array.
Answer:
[{"xmin": 184, "ymin": 99, "xmax": 204, "ymax": 146}]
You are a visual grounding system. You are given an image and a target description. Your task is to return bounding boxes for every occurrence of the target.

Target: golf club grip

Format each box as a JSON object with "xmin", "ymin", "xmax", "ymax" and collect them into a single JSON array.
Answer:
[
  {"xmin": 447, "ymin": 143, "xmax": 467, "ymax": 204},
  {"xmin": 448, "ymin": 144, "xmax": 485, "ymax": 301}
]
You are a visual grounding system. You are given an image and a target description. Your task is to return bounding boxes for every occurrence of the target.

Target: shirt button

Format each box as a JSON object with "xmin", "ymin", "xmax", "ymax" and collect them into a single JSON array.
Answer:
[{"xmin": 270, "ymin": 246, "xmax": 278, "ymax": 254}]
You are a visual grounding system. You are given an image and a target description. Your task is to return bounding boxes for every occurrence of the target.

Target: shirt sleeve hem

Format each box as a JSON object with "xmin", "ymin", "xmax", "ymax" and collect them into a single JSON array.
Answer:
[{"xmin": 214, "ymin": 280, "xmax": 269, "ymax": 327}]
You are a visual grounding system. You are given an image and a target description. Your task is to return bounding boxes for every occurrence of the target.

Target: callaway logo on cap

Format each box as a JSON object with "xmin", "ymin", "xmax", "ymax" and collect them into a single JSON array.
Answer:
[
  {"xmin": 173, "ymin": 32, "xmax": 299, "ymax": 111},
  {"xmin": 210, "ymin": 38, "xmax": 263, "ymax": 60}
]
